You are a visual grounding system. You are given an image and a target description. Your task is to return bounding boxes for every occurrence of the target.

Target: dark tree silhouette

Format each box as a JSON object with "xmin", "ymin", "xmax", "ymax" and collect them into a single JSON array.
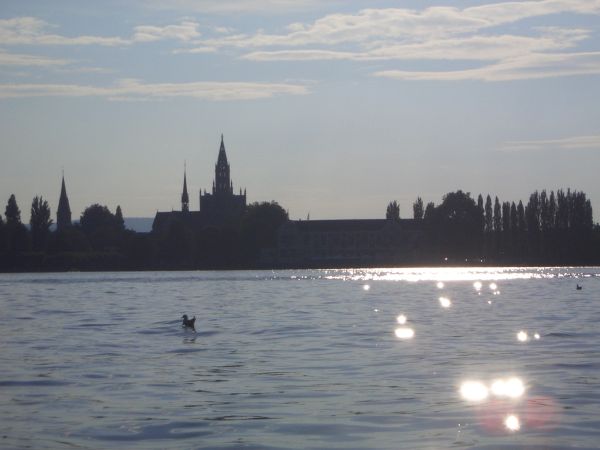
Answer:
[
  {"xmin": 241, "ymin": 201, "xmax": 288, "ymax": 262},
  {"xmin": 484, "ymin": 195, "xmax": 493, "ymax": 233},
  {"xmin": 115, "ymin": 205, "xmax": 125, "ymax": 230},
  {"xmin": 386, "ymin": 200, "xmax": 400, "ymax": 221},
  {"xmin": 30, "ymin": 196, "xmax": 53, "ymax": 252},
  {"xmin": 493, "ymin": 196, "xmax": 502, "ymax": 233},
  {"xmin": 413, "ymin": 197, "xmax": 424, "ymax": 220},
  {"xmin": 0, "ymin": 214, "xmax": 6, "ymax": 253},
  {"xmin": 80, "ymin": 204, "xmax": 123, "ymax": 251},
  {"xmin": 5, "ymin": 194, "xmax": 21, "ymax": 225},
  {"xmin": 424, "ymin": 202, "xmax": 435, "ymax": 221},
  {"xmin": 3, "ymin": 195, "xmax": 30, "ymax": 254},
  {"xmin": 429, "ymin": 191, "xmax": 483, "ymax": 259}
]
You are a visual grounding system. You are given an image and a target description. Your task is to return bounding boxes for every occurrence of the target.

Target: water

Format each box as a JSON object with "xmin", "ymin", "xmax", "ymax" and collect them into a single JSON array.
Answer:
[{"xmin": 1, "ymin": 267, "xmax": 599, "ymax": 449}]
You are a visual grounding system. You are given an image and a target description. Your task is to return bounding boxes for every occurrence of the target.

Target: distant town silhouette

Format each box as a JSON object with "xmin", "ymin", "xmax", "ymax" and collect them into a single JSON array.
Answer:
[{"xmin": 1, "ymin": 136, "xmax": 598, "ymax": 271}]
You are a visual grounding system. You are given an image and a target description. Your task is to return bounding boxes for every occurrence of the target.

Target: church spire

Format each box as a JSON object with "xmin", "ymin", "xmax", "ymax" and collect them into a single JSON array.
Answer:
[
  {"xmin": 57, "ymin": 172, "xmax": 72, "ymax": 231},
  {"xmin": 181, "ymin": 162, "xmax": 189, "ymax": 212},
  {"xmin": 215, "ymin": 134, "xmax": 231, "ymax": 194}
]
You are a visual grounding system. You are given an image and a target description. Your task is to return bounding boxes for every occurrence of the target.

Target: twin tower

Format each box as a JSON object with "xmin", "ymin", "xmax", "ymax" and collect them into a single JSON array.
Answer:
[{"xmin": 153, "ymin": 135, "xmax": 247, "ymax": 232}]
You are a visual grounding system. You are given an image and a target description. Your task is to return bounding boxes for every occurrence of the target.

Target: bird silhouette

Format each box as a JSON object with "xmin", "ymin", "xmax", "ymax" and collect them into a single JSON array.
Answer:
[{"xmin": 182, "ymin": 314, "xmax": 196, "ymax": 331}]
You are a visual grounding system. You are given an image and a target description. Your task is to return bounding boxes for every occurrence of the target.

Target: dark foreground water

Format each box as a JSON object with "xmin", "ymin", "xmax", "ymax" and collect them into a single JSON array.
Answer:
[{"xmin": 1, "ymin": 268, "xmax": 599, "ymax": 449}]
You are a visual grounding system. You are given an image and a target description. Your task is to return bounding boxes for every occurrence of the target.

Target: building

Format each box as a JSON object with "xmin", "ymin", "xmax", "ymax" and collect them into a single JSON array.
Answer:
[
  {"xmin": 263, "ymin": 218, "xmax": 424, "ymax": 267},
  {"xmin": 152, "ymin": 135, "xmax": 247, "ymax": 233},
  {"xmin": 56, "ymin": 174, "xmax": 72, "ymax": 231}
]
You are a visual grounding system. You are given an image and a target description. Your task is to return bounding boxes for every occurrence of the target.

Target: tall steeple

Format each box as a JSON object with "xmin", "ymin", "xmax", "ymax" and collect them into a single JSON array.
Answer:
[
  {"xmin": 214, "ymin": 134, "xmax": 232, "ymax": 194},
  {"xmin": 181, "ymin": 162, "xmax": 189, "ymax": 212},
  {"xmin": 57, "ymin": 172, "xmax": 72, "ymax": 231}
]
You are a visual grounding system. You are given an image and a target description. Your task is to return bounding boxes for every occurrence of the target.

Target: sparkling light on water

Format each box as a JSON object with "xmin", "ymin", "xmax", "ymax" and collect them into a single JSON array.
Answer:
[
  {"xmin": 517, "ymin": 330, "xmax": 529, "ymax": 342},
  {"xmin": 473, "ymin": 281, "xmax": 482, "ymax": 291},
  {"xmin": 396, "ymin": 314, "xmax": 407, "ymax": 325},
  {"xmin": 363, "ymin": 284, "xmax": 370, "ymax": 291},
  {"xmin": 504, "ymin": 414, "xmax": 521, "ymax": 431},
  {"xmin": 439, "ymin": 296, "xmax": 452, "ymax": 308},
  {"xmin": 460, "ymin": 381, "xmax": 489, "ymax": 402},
  {"xmin": 395, "ymin": 327, "xmax": 415, "ymax": 339},
  {"xmin": 489, "ymin": 282, "xmax": 498, "ymax": 291},
  {"xmin": 437, "ymin": 281, "xmax": 445, "ymax": 289},
  {"xmin": 490, "ymin": 377, "xmax": 525, "ymax": 399}
]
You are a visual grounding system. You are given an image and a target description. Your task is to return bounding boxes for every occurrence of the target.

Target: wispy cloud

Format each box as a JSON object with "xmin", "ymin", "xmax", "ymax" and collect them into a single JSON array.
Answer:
[
  {"xmin": 132, "ymin": 21, "xmax": 200, "ymax": 43},
  {"xmin": 0, "ymin": 17, "xmax": 201, "ymax": 46},
  {"xmin": 138, "ymin": 0, "xmax": 328, "ymax": 14},
  {"xmin": 0, "ymin": 49, "xmax": 70, "ymax": 66},
  {"xmin": 375, "ymin": 52, "xmax": 600, "ymax": 81},
  {"xmin": 181, "ymin": 0, "xmax": 600, "ymax": 82},
  {"xmin": 0, "ymin": 78, "xmax": 309, "ymax": 101},
  {"xmin": 501, "ymin": 134, "xmax": 600, "ymax": 151}
]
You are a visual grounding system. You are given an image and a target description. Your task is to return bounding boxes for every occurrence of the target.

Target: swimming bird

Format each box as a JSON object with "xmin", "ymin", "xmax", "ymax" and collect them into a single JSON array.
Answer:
[
  {"xmin": 182, "ymin": 314, "xmax": 196, "ymax": 331},
  {"xmin": 576, "ymin": 284, "xmax": 582, "ymax": 290}
]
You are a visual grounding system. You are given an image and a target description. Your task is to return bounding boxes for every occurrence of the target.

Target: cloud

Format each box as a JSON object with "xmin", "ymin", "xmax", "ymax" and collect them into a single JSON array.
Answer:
[
  {"xmin": 179, "ymin": 0, "xmax": 600, "ymax": 82},
  {"xmin": 0, "ymin": 16, "xmax": 201, "ymax": 46},
  {"xmin": 0, "ymin": 17, "xmax": 128, "ymax": 46},
  {"xmin": 190, "ymin": 1, "xmax": 600, "ymax": 50},
  {"xmin": 0, "ymin": 49, "xmax": 70, "ymax": 66},
  {"xmin": 374, "ymin": 52, "xmax": 600, "ymax": 81},
  {"xmin": 132, "ymin": 21, "xmax": 200, "ymax": 42},
  {"xmin": 0, "ymin": 78, "xmax": 310, "ymax": 101},
  {"xmin": 501, "ymin": 134, "xmax": 600, "ymax": 151},
  {"xmin": 138, "ymin": 0, "xmax": 328, "ymax": 14}
]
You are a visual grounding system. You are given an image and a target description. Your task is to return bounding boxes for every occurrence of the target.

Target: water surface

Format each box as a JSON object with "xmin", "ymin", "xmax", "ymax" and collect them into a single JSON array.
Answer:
[{"xmin": 1, "ymin": 267, "xmax": 599, "ymax": 449}]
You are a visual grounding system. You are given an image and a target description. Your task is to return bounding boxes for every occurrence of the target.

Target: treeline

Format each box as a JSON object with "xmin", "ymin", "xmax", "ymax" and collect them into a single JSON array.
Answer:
[
  {"xmin": 405, "ymin": 189, "xmax": 599, "ymax": 264},
  {"xmin": 0, "ymin": 195, "xmax": 288, "ymax": 271}
]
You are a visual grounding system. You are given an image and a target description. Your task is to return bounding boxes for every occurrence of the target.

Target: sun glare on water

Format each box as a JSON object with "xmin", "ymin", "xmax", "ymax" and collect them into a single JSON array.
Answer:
[{"xmin": 394, "ymin": 327, "xmax": 415, "ymax": 339}]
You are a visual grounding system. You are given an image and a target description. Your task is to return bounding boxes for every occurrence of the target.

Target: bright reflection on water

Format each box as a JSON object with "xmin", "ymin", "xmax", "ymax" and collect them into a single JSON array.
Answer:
[
  {"xmin": 504, "ymin": 414, "xmax": 521, "ymax": 431},
  {"xmin": 394, "ymin": 327, "xmax": 415, "ymax": 339},
  {"xmin": 460, "ymin": 381, "xmax": 489, "ymax": 402},
  {"xmin": 439, "ymin": 296, "xmax": 452, "ymax": 308},
  {"xmin": 517, "ymin": 330, "xmax": 529, "ymax": 342},
  {"xmin": 396, "ymin": 314, "xmax": 407, "ymax": 325},
  {"xmin": 436, "ymin": 281, "xmax": 445, "ymax": 289},
  {"xmin": 473, "ymin": 281, "xmax": 483, "ymax": 291},
  {"xmin": 490, "ymin": 377, "xmax": 525, "ymax": 399},
  {"xmin": 1, "ymin": 267, "xmax": 599, "ymax": 449}
]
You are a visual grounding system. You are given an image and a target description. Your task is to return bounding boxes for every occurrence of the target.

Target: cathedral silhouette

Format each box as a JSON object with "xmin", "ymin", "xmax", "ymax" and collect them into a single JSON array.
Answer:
[{"xmin": 152, "ymin": 135, "xmax": 246, "ymax": 233}]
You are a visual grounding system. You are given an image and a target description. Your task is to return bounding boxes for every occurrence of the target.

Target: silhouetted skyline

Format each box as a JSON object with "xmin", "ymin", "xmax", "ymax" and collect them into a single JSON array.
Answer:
[{"xmin": 1, "ymin": 1, "xmax": 599, "ymax": 221}]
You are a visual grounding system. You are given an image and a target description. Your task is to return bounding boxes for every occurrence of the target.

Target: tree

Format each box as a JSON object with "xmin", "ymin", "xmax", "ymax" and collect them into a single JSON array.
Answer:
[
  {"xmin": 30, "ymin": 196, "xmax": 53, "ymax": 251},
  {"xmin": 80, "ymin": 204, "xmax": 123, "ymax": 251},
  {"xmin": 115, "ymin": 205, "xmax": 125, "ymax": 230},
  {"xmin": 5, "ymin": 194, "xmax": 21, "ymax": 225},
  {"xmin": 484, "ymin": 195, "xmax": 493, "ymax": 233},
  {"xmin": 4, "ymin": 195, "xmax": 29, "ymax": 254},
  {"xmin": 493, "ymin": 196, "xmax": 502, "ymax": 233},
  {"xmin": 386, "ymin": 200, "xmax": 400, "ymax": 221},
  {"xmin": 502, "ymin": 202, "xmax": 511, "ymax": 233},
  {"xmin": 413, "ymin": 197, "xmax": 424, "ymax": 220},
  {"xmin": 424, "ymin": 202, "xmax": 435, "ymax": 221},
  {"xmin": 240, "ymin": 201, "xmax": 288, "ymax": 262},
  {"xmin": 429, "ymin": 191, "xmax": 483, "ymax": 258}
]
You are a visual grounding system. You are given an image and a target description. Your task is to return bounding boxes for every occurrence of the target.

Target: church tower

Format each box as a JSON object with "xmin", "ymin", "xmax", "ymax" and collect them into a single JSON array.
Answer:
[
  {"xmin": 214, "ymin": 134, "xmax": 232, "ymax": 195},
  {"xmin": 181, "ymin": 163, "xmax": 189, "ymax": 212},
  {"xmin": 57, "ymin": 173, "xmax": 72, "ymax": 231}
]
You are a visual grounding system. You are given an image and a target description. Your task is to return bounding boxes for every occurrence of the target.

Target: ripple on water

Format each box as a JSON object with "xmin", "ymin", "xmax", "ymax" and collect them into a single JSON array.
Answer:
[{"xmin": 84, "ymin": 420, "xmax": 212, "ymax": 442}]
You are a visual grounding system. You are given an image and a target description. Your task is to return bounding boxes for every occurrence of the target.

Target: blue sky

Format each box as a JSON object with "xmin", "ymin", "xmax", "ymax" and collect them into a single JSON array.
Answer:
[{"xmin": 1, "ymin": 0, "xmax": 599, "ymax": 221}]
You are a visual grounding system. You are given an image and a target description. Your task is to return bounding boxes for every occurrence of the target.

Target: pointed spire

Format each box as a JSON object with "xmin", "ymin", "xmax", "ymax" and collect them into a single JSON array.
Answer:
[
  {"xmin": 217, "ymin": 133, "xmax": 228, "ymax": 165},
  {"xmin": 181, "ymin": 161, "xmax": 189, "ymax": 212},
  {"xmin": 57, "ymin": 173, "xmax": 72, "ymax": 231}
]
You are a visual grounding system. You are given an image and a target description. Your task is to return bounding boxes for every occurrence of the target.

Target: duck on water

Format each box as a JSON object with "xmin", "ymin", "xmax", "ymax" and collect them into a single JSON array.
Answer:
[{"xmin": 182, "ymin": 314, "xmax": 196, "ymax": 331}]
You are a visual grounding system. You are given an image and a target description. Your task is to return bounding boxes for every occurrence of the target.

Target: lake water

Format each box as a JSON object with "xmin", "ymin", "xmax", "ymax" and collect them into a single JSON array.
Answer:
[{"xmin": 1, "ymin": 267, "xmax": 599, "ymax": 449}]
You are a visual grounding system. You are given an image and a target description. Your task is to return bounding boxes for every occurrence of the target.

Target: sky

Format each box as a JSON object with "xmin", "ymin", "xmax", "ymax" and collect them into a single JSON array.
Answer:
[{"xmin": 1, "ymin": 0, "xmax": 599, "ymax": 222}]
